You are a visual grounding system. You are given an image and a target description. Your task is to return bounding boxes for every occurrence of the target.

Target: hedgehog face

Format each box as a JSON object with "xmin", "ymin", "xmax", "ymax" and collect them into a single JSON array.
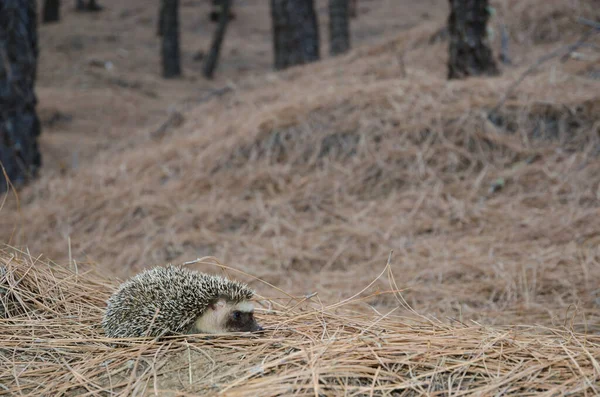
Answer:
[
  {"xmin": 225, "ymin": 301, "xmax": 263, "ymax": 333},
  {"xmin": 191, "ymin": 299, "xmax": 263, "ymax": 334}
]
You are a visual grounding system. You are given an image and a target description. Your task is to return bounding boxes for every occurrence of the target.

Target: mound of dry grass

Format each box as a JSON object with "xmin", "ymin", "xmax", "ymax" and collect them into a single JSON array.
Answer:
[
  {"xmin": 1, "ymin": 0, "xmax": 599, "ymax": 366},
  {"xmin": 1, "ymin": 250, "xmax": 599, "ymax": 396}
]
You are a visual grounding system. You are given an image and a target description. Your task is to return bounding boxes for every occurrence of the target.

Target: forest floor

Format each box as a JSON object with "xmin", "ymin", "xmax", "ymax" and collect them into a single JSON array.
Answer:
[
  {"xmin": 1, "ymin": 0, "xmax": 600, "ymax": 395},
  {"xmin": 34, "ymin": 0, "xmax": 446, "ymax": 175}
]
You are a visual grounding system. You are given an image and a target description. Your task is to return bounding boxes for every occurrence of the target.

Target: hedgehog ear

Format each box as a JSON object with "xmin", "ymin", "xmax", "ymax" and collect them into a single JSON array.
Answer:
[{"xmin": 210, "ymin": 298, "xmax": 227, "ymax": 311}]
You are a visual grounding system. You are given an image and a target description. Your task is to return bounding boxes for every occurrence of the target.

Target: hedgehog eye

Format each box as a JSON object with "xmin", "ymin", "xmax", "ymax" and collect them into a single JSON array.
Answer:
[{"xmin": 232, "ymin": 311, "xmax": 241, "ymax": 320}]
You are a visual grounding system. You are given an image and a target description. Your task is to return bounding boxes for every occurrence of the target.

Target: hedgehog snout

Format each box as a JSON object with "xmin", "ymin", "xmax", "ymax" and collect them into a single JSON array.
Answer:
[{"xmin": 251, "ymin": 323, "xmax": 264, "ymax": 332}]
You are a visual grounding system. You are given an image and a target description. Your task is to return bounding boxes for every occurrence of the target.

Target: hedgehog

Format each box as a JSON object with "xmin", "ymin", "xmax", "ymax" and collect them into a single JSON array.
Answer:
[{"xmin": 102, "ymin": 265, "xmax": 262, "ymax": 338}]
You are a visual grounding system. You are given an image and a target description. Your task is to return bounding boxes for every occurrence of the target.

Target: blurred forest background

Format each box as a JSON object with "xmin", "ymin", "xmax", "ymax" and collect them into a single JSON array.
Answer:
[{"xmin": 1, "ymin": 0, "xmax": 599, "ymax": 328}]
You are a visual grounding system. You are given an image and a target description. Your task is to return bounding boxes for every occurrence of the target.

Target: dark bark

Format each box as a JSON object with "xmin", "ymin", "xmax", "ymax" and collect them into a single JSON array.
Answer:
[
  {"xmin": 349, "ymin": 0, "xmax": 357, "ymax": 18},
  {"xmin": 42, "ymin": 0, "xmax": 60, "ymax": 23},
  {"xmin": 203, "ymin": 0, "xmax": 231, "ymax": 79},
  {"xmin": 157, "ymin": 0, "xmax": 165, "ymax": 36},
  {"xmin": 447, "ymin": 0, "xmax": 499, "ymax": 79},
  {"xmin": 75, "ymin": 0, "xmax": 101, "ymax": 12},
  {"xmin": 161, "ymin": 0, "xmax": 181, "ymax": 78},
  {"xmin": 0, "ymin": 0, "xmax": 42, "ymax": 193},
  {"xmin": 271, "ymin": 0, "xmax": 320, "ymax": 70},
  {"xmin": 86, "ymin": 0, "xmax": 102, "ymax": 12},
  {"xmin": 329, "ymin": 0, "xmax": 350, "ymax": 56},
  {"xmin": 210, "ymin": 0, "xmax": 235, "ymax": 23}
]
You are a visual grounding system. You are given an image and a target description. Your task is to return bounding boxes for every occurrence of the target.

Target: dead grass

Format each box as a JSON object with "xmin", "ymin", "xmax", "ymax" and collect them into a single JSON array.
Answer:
[
  {"xmin": 1, "ymin": 0, "xmax": 600, "ymax": 394},
  {"xmin": 1, "ymin": 250, "xmax": 599, "ymax": 396},
  {"xmin": 1, "ymin": 0, "xmax": 599, "ymax": 324}
]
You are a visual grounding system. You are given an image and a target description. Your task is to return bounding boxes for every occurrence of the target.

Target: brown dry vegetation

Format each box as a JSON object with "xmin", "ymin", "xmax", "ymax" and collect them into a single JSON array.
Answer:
[
  {"xmin": 1, "ymin": 252, "xmax": 600, "ymax": 396},
  {"xmin": 1, "ymin": 0, "xmax": 600, "ymax": 395}
]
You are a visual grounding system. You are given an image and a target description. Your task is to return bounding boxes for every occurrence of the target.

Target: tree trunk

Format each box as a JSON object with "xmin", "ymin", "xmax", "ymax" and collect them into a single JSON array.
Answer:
[
  {"xmin": 76, "ymin": 0, "xmax": 101, "ymax": 12},
  {"xmin": 329, "ymin": 0, "xmax": 350, "ymax": 56},
  {"xmin": 271, "ymin": 0, "xmax": 320, "ymax": 71},
  {"xmin": 161, "ymin": 0, "xmax": 181, "ymax": 78},
  {"xmin": 447, "ymin": 0, "xmax": 499, "ymax": 79},
  {"xmin": 0, "ymin": 0, "xmax": 42, "ymax": 193},
  {"xmin": 349, "ymin": 0, "xmax": 357, "ymax": 18},
  {"xmin": 157, "ymin": 0, "xmax": 166, "ymax": 36},
  {"xmin": 203, "ymin": 0, "xmax": 231, "ymax": 79},
  {"xmin": 42, "ymin": 0, "xmax": 60, "ymax": 23},
  {"xmin": 210, "ymin": 0, "xmax": 235, "ymax": 23},
  {"xmin": 86, "ymin": 0, "xmax": 102, "ymax": 12}
]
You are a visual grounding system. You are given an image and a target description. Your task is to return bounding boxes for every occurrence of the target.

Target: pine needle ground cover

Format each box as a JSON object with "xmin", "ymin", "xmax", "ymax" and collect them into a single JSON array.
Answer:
[
  {"xmin": 1, "ymin": 0, "xmax": 600, "ymax": 395},
  {"xmin": 1, "ymin": 252, "xmax": 599, "ymax": 396}
]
